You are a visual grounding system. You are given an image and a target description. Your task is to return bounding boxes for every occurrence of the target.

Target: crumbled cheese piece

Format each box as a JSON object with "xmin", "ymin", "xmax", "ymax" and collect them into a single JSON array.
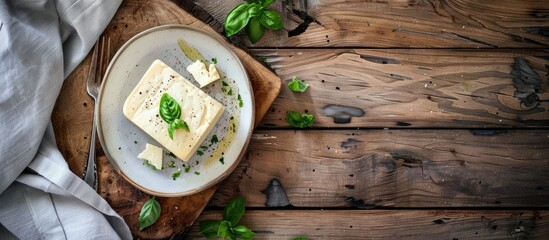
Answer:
[
  {"xmin": 186, "ymin": 60, "xmax": 221, "ymax": 88},
  {"xmin": 138, "ymin": 143, "xmax": 163, "ymax": 169}
]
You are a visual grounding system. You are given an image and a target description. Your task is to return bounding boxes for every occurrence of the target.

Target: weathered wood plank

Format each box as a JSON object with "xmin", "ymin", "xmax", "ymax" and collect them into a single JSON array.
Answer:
[
  {"xmin": 251, "ymin": 49, "xmax": 549, "ymax": 128},
  {"xmin": 193, "ymin": 0, "xmax": 549, "ymax": 48},
  {"xmin": 188, "ymin": 210, "xmax": 549, "ymax": 239},
  {"xmin": 209, "ymin": 130, "xmax": 549, "ymax": 208}
]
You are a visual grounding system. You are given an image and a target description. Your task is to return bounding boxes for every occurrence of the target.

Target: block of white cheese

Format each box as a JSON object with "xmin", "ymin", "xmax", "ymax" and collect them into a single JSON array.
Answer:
[
  {"xmin": 138, "ymin": 143, "xmax": 163, "ymax": 169},
  {"xmin": 123, "ymin": 59, "xmax": 225, "ymax": 161},
  {"xmin": 186, "ymin": 60, "xmax": 221, "ymax": 88}
]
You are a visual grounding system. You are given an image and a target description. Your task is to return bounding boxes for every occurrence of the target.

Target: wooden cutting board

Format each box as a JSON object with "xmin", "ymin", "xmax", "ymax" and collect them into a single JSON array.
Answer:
[{"xmin": 52, "ymin": 0, "xmax": 281, "ymax": 238}]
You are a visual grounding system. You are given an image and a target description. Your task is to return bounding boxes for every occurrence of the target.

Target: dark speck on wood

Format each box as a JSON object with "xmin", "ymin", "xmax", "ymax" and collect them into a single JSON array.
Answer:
[
  {"xmin": 345, "ymin": 184, "xmax": 355, "ymax": 189},
  {"xmin": 261, "ymin": 179, "xmax": 290, "ymax": 207},
  {"xmin": 433, "ymin": 219, "xmax": 445, "ymax": 224},
  {"xmin": 359, "ymin": 55, "xmax": 401, "ymax": 64},
  {"xmin": 396, "ymin": 121, "xmax": 412, "ymax": 126},
  {"xmin": 344, "ymin": 197, "xmax": 377, "ymax": 209},
  {"xmin": 323, "ymin": 104, "xmax": 365, "ymax": 124},
  {"xmin": 469, "ymin": 129, "xmax": 508, "ymax": 136}
]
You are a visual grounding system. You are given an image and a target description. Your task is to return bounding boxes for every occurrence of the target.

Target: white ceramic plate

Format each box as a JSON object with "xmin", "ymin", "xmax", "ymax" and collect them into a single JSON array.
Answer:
[{"xmin": 97, "ymin": 25, "xmax": 254, "ymax": 197}]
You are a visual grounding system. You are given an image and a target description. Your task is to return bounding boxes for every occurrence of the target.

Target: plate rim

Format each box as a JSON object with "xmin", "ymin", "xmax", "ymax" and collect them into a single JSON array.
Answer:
[{"xmin": 96, "ymin": 24, "xmax": 255, "ymax": 197}]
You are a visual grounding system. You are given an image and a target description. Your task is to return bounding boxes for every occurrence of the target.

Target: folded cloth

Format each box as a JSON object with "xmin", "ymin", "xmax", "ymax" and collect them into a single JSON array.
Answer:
[{"xmin": 0, "ymin": 0, "xmax": 131, "ymax": 239}]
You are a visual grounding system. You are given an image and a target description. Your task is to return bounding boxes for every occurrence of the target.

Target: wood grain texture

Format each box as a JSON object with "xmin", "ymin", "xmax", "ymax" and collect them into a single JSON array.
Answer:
[
  {"xmin": 187, "ymin": 210, "xmax": 549, "ymax": 239},
  {"xmin": 251, "ymin": 49, "xmax": 549, "ymax": 128},
  {"xmin": 209, "ymin": 129, "xmax": 549, "ymax": 208},
  {"xmin": 51, "ymin": 0, "xmax": 281, "ymax": 238},
  {"xmin": 193, "ymin": 0, "xmax": 549, "ymax": 48}
]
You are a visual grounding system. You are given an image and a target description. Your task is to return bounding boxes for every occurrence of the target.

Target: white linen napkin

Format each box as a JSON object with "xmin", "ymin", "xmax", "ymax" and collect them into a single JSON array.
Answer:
[{"xmin": 0, "ymin": 0, "xmax": 132, "ymax": 238}]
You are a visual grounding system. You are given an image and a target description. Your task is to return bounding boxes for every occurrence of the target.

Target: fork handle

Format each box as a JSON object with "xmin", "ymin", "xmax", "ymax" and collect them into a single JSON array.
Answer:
[{"xmin": 84, "ymin": 114, "xmax": 98, "ymax": 190}]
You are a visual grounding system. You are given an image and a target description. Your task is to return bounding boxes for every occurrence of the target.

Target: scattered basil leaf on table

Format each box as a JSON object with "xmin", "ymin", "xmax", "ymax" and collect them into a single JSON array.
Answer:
[
  {"xmin": 247, "ymin": 17, "xmax": 265, "ymax": 44},
  {"xmin": 288, "ymin": 76, "xmax": 309, "ymax": 92},
  {"xmin": 217, "ymin": 220, "xmax": 234, "ymax": 239},
  {"xmin": 259, "ymin": 9, "xmax": 284, "ymax": 30},
  {"xmin": 286, "ymin": 111, "xmax": 315, "ymax": 128},
  {"xmin": 225, "ymin": 3, "xmax": 253, "ymax": 37},
  {"xmin": 199, "ymin": 197, "xmax": 255, "ymax": 240},
  {"xmin": 293, "ymin": 237, "xmax": 311, "ymax": 240},
  {"xmin": 159, "ymin": 93, "xmax": 189, "ymax": 139},
  {"xmin": 225, "ymin": 0, "xmax": 284, "ymax": 43},
  {"xmin": 224, "ymin": 197, "xmax": 246, "ymax": 226},
  {"xmin": 233, "ymin": 225, "xmax": 255, "ymax": 240},
  {"xmin": 139, "ymin": 196, "xmax": 161, "ymax": 230},
  {"xmin": 200, "ymin": 220, "xmax": 221, "ymax": 239}
]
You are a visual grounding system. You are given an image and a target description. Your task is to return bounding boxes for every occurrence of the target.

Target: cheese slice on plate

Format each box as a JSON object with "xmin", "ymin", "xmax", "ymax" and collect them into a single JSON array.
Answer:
[
  {"xmin": 123, "ymin": 59, "xmax": 225, "ymax": 161},
  {"xmin": 138, "ymin": 143, "xmax": 163, "ymax": 169},
  {"xmin": 186, "ymin": 60, "xmax": 221, "ymax": 88}
]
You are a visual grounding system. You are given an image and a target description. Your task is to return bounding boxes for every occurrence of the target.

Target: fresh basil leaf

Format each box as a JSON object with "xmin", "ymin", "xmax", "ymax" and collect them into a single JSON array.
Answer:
[
  {"xmin": 139, "ymin": 196, "xmax": 161, "ymax": 230},
  {"xmin": 211, "ymin": 135, "xmax": 219, "ymax": 144},
  {"xmin": 233, "ymin": 225, "xmax": 255, "ymax": 240},
  {"xmin": 248, "ymin": 4, "xmax": 262, "ymax": 18},
  {"xmin": 217, "ymin": 220, "xmax": 235, "ymax": 239},
  {"xmin": 168, "ymin": 119, "xmax": 189, "ymax": 140},
  {"xmin": 247, "ymin": 17, "xmax": 265, "ymax": 44},
  {"xmin": 225, "ymin": 3, "xmax": 253, "ymax": 37},
  {"xmin": 223, "ymin": 197, "xmax": 246, "ymax": 226},
  {"xmin": 200, "ymin": 220, "xmax": 221, "ymax": 239},
  {"xmin": 211, "ymin": 57, "xmax": 217, "ymax": 64},
  {"xmin": 184, "ymin": 165, "xmax": 191, "ymax": 173},
  {"xmin": 260, "ymin": 0, "xmax": 275, "ymax": 7},
  {"xmin": 293, "ymin": 237, "xmax": 311, "ymax": 240},
  {"xmin": 288, "ymin": 76, "xmax": 309, "ymax": 92},
  {"xmin": 286, "ymin": 111, "xmax": 315, "ymax": 128},
  {"xmin": 159, "ymin": 93, "xmax": 181, "ymax": 124},
  {"xmin": 259, "ymin": 9, "xmax": 283, "ymax": 30}
]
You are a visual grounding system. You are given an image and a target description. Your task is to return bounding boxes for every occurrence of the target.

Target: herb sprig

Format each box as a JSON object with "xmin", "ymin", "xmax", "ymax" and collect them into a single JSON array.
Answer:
[
  {"xmin": 225, "ymin": 0, "xmax": 283, "ymax": 44},
  {"xmin": 200, "ymin": 197, "xmax": 255, "ymax": 240}
]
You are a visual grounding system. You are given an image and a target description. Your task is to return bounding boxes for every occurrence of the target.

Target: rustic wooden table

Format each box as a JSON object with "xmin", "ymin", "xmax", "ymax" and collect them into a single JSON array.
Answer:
[{"xmin": 52, "ymin": 0, "xmax": 549, "ymax": 239}]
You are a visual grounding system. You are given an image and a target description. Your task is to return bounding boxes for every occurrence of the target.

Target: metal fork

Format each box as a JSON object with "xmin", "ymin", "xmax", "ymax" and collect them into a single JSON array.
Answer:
[{"xmin": 84, "ymin": 37, "xmax": 110, "ymax": 190}]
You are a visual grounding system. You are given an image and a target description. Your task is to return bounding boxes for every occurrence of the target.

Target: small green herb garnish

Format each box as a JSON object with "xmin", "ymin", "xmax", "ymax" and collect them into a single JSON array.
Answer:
[
  {"xmin": 212, "ymin": 57, "xmax": 218, "ymax": 64},
  {"xmin": 168, "ymin": 152, "xmax": 177, "ymax": 158},
  {"xmin": 144, "ymin": 160, "xmax": 158, "ymax": 170},
  {"xmin": 237, "ymin": 94, "xmax": 243, "ymax": 108},
  {"xmin": 172, "ymin": 170, "xmax": 182, "ymax": 180},
  {"xmin": 293, "ymin": 237, "xmax": 311, "ymax": 240},
  {"xmin": 197, "ymin": 150, "xmax": 204, "ymax": 156},
  {"xmin": 159, "ymin": 93, "xmax": 189, "ymax": 139},
  {"xmin": 219, "ymin": 157, "xmax": 225, "ymax": 164},
  {"xmin": 211, "ymin": 135, "xmax": 219, "ymax": 144},
  {"xmin": 288, "ymin": 76, "xmax": 309, "ymax": 92},
  {"xmin": 167, "ymin": 161, "xmax": 176, "ymax": 168},
  {"xmin": 184, "ymin": 165, "xmax": 191, "ymax": 173},
  {"xmin": 194, "ymin": 171, "xmax": 201, "ymax": 175},
  {"xmin": 200, "ymin": 145, "xmax": 209, "ymax": 150},
  {"xmin": 139, "ymin": 196, "xmax": 161, "ymax": 230},
  {"xmin": 200, "ymin": 197, "xmax": 255, "ymax": 240},
  {"xmin": 224, "ymin": 0, "xmax": 283, "ymax": 44},
  {"xmin": 222, "ymin": 81, "xmax": 233, "ymax": 95},
  {"xmin": 286, "ymin": 111, "xmax": 315, "ymax": 128}
]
